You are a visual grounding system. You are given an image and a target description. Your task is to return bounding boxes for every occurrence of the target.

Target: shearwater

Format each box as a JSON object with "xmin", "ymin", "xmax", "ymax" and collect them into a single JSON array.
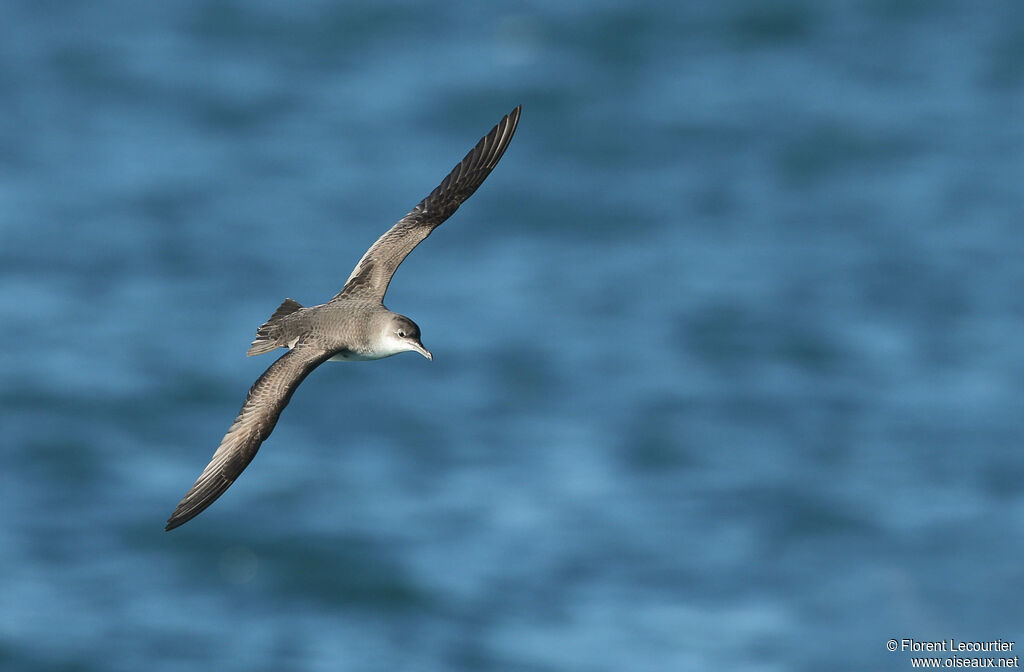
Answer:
[{"xmin": 166, "ymin": 106, "xmax": 521, "ymax": 531}]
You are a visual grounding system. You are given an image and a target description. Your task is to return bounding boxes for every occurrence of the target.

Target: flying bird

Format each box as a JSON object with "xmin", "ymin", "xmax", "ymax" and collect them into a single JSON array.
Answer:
[{"xmin": 166, "ymin": 106, "xmax": 521, "ymax": 530}]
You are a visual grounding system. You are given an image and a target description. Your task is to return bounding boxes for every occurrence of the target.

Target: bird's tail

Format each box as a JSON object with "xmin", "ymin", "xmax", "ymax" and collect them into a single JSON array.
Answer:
[{"xmin": 247, "ymin": 298, "xmax": 303, "ymax": 356}]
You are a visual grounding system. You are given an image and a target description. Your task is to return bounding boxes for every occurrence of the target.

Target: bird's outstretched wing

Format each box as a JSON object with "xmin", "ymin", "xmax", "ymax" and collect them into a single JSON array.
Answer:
[
  {"xmin": 166, "ymin": 345, "xmax": 332, "ymax": 530},
  {"xmin": 333, "ymin": 105, "xmax": 521, "ymax": 303}
]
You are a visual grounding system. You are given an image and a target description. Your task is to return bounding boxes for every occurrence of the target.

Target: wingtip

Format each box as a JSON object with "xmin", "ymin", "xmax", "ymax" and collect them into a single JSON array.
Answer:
[
  {"xmin": 505, "ymin": 104, "xmax": 522, "ymax": 131},
  {"xmin": 476, "ymin": 105, "xmax": 521, "ymax": 169},
  {"xmin": 165, "ymin": 488, "xmax": 211, "ymax": 531},
  {"xmin": 165, "ymin": 501, "xmax": 204, "ymax": 531},
  {"xmin": 165, "ymin": 508, "xmax": 187, "ymax": 531}
]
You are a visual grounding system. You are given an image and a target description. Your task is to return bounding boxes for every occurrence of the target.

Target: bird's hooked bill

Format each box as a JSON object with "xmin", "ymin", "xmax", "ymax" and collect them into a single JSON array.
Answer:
[{"xmin": 413, "ymin": 341, "xmax": 433, "ymax": 361}]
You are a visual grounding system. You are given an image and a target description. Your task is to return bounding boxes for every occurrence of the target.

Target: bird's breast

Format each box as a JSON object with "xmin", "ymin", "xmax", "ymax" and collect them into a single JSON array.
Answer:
[{"xmin": 327, "ymin": 349, "xmax": 383, "ymax": 362}]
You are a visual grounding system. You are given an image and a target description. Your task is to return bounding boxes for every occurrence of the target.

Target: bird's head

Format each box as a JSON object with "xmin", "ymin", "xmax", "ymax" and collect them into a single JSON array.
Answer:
[{"xmin": 385, "ymin": 314, "xmax": 432, "ymax": 361}]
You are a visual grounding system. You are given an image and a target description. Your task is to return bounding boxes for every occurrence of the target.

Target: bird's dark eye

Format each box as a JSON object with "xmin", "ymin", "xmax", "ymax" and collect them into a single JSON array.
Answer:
[{"xmin": 398, "ymin": 330, "xmax": 407, "ymax": 338}]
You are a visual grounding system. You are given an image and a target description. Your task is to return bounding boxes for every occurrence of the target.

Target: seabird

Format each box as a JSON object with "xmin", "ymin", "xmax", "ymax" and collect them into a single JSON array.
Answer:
[{"xmin": 166, "ymin": 106, "xmax": 521, "ymax": 530}]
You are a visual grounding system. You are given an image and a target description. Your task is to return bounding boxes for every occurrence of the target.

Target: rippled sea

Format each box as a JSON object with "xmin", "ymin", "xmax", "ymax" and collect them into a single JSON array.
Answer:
[{"xmin": 2, "ymin": 1, "xmax": 1023, "ymax": 670}]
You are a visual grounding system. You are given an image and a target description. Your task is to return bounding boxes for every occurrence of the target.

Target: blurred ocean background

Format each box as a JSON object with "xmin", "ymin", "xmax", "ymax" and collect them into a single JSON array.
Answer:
[{"xmin": 2, "ymin": 1, "xmax": 1023, "ymax": 670}]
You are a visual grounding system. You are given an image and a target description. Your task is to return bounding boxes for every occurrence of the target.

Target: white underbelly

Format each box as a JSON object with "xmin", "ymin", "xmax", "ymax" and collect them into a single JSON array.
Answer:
[{"xmin": 328, "ymin": 350, "xmax": 380, "ymax": 362}]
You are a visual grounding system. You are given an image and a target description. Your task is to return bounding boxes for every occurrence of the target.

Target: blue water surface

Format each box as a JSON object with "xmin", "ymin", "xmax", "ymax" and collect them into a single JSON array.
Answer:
[{"xmin": 1, "ymin": 1, "xmax": 1023, "ymax": 670}]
